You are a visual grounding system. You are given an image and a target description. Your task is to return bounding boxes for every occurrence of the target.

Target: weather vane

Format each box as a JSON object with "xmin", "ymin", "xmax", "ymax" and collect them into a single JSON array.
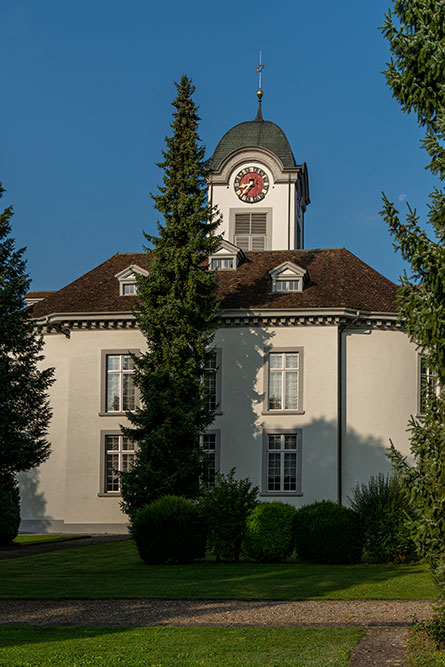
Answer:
[{"xmin": 255, "ymin": 51, "xmax": 266, "ymax": 90}]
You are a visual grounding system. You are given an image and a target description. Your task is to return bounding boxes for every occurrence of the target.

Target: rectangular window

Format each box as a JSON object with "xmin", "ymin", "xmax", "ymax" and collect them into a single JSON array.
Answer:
[
  {"xmin": 263, "ymin": 432, "xmax": 302, "ymax": 494},
  {"xmin": 104, "ymin": 434, "xmax": 135, "ymax": 493},
  {"xmin": 106, "ymin": 354, "xmax": 136, "ymax": 413},
  {"xmin": 122, "ymin": 283, "xmax": 137, "ymax": 295},
  {"xmin": 211, "ymin": 257, "xmax": 234, "ymax": 270},
  {"xmin": 203, "ymin": 349, "xmax": 222, "ymax": 413},
  {"xmin": 268, "ymin": 351, "xmax": 300, "ymax": 411},
  {"xmin": 200, "ymin": 432, "xmax": 219, "ymax": 489},
  {"xmin": 275, "ymin": 279, "xmax": 301, "ymax": 292},
  {"xmin": 234, "ymin": 212, "xmax": 268, "ymax": 251},
  {"xmin": 419, "ymin": 355, "xmax": 439, "ymax": 415}
]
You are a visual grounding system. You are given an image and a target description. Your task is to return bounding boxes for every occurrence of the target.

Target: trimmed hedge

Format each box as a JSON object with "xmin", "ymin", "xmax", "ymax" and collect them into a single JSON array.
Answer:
[
  {"xmin": 294, "ymin": 500, "xmax": 363, "ymax": 564},
  {"xmin": 0, "ymin": 473, "xmax": 21, "ymax": 546},
  {"xmin": 243, "ymin": 501, "xmax": 297, "ymax": 562},
  {"xmin": 131, "ymin": 495, "xmax": 206, "ymax": 564}
]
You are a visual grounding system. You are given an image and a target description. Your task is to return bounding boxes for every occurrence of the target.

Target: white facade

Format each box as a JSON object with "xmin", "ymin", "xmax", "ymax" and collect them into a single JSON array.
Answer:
[{"xmin": 19, "ymin": 314, "xmax": 417, "ymax": 534}]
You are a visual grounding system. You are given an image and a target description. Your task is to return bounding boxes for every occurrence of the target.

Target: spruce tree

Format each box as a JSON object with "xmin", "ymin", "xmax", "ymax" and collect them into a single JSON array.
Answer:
[
  {"xmin": 120, "ymin": 75, "xmax": 221, "ymax": 519},
  {"xmin": 379, "ymin": 1, "xmax": 445, "ymax": 591},
  {"xmin": 0, "ymin": 183, "xmax": 54, "ymax": 543}
]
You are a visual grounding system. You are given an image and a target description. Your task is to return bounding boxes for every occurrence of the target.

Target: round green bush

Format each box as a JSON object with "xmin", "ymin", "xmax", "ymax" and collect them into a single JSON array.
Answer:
[
  {"xmin": 0, "ymin": 474, "xmax": 21, "ymax": 546},
  {"xmin": 131, "ymin": 495, "xmax": 206, "ymax": 564},
  {"xmin": 294, "ymin": 500, "xmax": 363, "ymax": 564},
  {"xmin": 243, "ymin": 501, "xmax": 297, "ymax": 562}
]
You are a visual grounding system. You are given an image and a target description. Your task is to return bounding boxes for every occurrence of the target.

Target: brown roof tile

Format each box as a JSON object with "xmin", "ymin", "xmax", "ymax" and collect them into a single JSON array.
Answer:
[{"xmin": 30, "ymin": 249, "xmax": 398, "ymax": 319}]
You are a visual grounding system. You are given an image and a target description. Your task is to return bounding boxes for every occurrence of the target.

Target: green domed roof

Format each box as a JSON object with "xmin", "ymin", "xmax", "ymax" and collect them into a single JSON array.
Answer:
[{"xmin": 211, "ymin": 119, "xmax": 296, "ymax": 171}]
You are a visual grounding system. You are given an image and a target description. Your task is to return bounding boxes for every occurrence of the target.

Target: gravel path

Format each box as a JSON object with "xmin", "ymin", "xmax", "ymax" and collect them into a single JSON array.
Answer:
[
  {"xmin": 350, "ymin": 627, "xmax": 408, "ymax": 666},
  {"xmin": 0, "ymin": 599, "xmax": 433, "ymax": 627}
]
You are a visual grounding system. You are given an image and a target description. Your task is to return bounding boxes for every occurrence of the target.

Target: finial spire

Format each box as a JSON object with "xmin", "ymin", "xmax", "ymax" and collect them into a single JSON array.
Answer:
[
  {"xmin": 255, "ymin": 88, "xmax": 263, "ymax": 121},
  {"xmin": 255, "ymin": 51, "xmax": 266, "ymax": 121}
]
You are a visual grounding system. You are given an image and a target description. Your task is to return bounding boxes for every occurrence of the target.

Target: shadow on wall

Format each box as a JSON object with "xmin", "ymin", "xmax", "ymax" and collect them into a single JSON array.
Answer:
[
  {"xmin": 301, "ymin": 416, "xmax": 393, "ymax": 504},
  {"xmin": 218, "ymin": 319, "xmax": 275, "ymax": 481},
  {"xmin": 18, "ymin": 468, "xmax": 51, "ymax": 531}
]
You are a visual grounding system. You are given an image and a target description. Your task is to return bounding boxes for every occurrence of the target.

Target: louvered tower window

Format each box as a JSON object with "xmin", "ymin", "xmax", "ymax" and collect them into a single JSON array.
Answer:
[{"xmin": 234, "ymin": 213, "xmax": 268, "ymax": 251}]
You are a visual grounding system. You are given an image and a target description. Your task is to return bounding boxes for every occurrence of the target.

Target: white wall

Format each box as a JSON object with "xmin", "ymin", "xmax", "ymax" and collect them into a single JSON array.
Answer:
[
  {"xmin": 343, "ymin": 328, "xmax": 416, "ymax": 499},
  {"xmin": 20, "ymin": 328, "xmax": 146, "ymax": 533}
]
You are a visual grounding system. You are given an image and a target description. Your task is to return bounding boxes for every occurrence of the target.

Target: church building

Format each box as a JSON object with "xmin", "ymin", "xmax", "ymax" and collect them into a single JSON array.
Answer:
[{"xmin": 21, "ymin": 91, "xmax": 420, "ymax": 534}]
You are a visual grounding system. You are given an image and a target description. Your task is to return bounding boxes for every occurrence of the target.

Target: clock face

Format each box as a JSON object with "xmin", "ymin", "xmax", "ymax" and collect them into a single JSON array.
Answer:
[{"xmin": 234, "ymin": 166, "xmax": 270, "ymax": 203}]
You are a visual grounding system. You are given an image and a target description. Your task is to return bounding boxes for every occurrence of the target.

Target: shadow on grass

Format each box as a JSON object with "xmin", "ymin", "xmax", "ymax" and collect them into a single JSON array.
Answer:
[
  {"xmin": 0, "ymin": 626, "xmax": 130, "ymax": 650},
  {"xmin": 0, "ymin": 538, "xmax": 435, "ymax": 607}
]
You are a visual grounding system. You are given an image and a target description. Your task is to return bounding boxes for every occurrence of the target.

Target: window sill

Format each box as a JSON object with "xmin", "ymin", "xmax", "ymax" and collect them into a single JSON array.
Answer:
[
  {"xmin": 97, "ymin": 492, "xmax": 121, "ymax": 498},
  {"xmin": 260, "ymin": 492, "xmax": 303, "ymax": 497},
  {"xmin": 261, "ymin": 410, "xmax": 305, "ymax": 416},
  {"xmin": 98, "ymin": 412, "xmax": 132, "ymax": 417}
]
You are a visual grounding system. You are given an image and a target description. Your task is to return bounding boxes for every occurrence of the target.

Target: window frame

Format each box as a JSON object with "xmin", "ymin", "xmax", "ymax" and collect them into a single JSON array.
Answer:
[
  {"xmin": 98, "ymin": 430, "xmax": 136, "ymax": 496},
  {"xmin": 99, "ymin": 349, "xmax": 140, "ymax": 416},
  {"xmin": 262, "ymin": 347, "xmax": 304, "ymax": 415},
  {"xmin": 229, "ymin": 207, "xmax": 272, "ymax": 251},
  {"xmin": 204, "ymin": 348, "xmax": 223, "ymax": 415},
  {"xmin": 200, "ymin": 429, "xmax": 221, "ymax": 489},
  {"xmin": 120, "ymin": 281, "xmax": 137, "ymax": 296},
  {"xmin": 210, "ymin": 257, "xmax": 236, "ymax": 271},
  {"xmin": 274, "ymin": 278, "xmax": 302, "ymax": 292},
  {"xmin": 262, "ymin": 429, "xmax": 303, "ymax": 496},
  {"xmin": 417, "ymin": 354, "xmax": 440, "ymax": 416}
]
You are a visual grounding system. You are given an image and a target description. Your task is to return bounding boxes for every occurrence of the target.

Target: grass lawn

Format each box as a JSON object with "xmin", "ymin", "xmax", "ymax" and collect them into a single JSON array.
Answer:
[
  {"xmin": 0, "ymin": 625, "xmax": 364, "ymax": 666},
  {"xmin": 0, "ymin": 540, "xmax": 438, "ymax": 600},
  {"xmin": 13, "ymin": 535, "xmax": 84, "ymax": 545}
]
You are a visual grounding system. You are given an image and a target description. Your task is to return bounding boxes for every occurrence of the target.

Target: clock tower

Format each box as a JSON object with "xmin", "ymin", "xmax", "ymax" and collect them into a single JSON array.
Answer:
[{"xmin": 209, "ymin": 90, "xmax": 310, "ymax": 251}]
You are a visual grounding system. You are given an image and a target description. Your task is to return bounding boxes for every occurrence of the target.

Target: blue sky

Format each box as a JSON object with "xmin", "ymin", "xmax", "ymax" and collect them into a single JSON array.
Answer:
[{"xmin": 1, "ymin": 0, "xmax": 435, "ymax": 290}]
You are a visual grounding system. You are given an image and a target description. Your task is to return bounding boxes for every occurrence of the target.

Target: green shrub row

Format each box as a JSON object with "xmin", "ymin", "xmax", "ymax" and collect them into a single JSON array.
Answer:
[{"xmin": 131, "ymin": 472, "xmax": 418, "ymax": 565}]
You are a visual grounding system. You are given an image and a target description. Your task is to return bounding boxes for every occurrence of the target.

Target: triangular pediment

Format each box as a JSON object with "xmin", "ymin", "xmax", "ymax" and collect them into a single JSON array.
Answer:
[
  {"xmin": 269, "ymin": 261, "xmax": 307, "ymax": 292},
  {"xmin": 115, "ymin": 264, "xmax": 149, "ymax": 281},
  {"xmin": 269, "ymin": 261, "xmax": 306, "ymax": 280}
]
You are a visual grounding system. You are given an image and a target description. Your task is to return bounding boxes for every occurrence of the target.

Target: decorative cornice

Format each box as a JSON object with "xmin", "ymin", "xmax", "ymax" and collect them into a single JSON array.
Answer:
[
  {"xmin": 210, "ymin": 147, "xmax": 302, "ymax": 185},
  {"xmin": 220, "ymin": 308, "xmax": 402, "ymax": 329},
  {"xmin": 34, "ymin": 307, "xmax": 403, "ymax": 336}
]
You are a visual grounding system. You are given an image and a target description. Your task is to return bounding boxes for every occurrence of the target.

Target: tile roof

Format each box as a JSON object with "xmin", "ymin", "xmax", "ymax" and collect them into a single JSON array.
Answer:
[
  {"xmin": 211, "ymin": 120, "xmax": 297, "ymax": 170},
  {"xmin": 26, "ymin": 291, "xmax": 55, "ymax": 300},
  {"xmin": 30, "ymin": 249, "xmax": 398, "ymax": 319}
]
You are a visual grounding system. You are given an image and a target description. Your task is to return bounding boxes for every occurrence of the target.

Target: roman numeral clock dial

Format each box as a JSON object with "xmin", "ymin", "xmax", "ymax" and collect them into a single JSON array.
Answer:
[{"xmin": 234, "ymin": 166, "xmax": 270, "ymax": 203}]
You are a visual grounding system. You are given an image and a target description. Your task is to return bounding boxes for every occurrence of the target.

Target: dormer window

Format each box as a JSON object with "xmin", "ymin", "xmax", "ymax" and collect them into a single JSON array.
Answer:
[
  {"xmin": 209, "ymin": 239, "xmax": 245, "ymax": 271},
  {"xmin": 269, "ymin": 261, "xmax": 307, "ymax": 293},
  {"xmin": 122, "ymin": 283, "xmax": 137, "ymax": 296},
  {"xmin": 115, "ymin": 264, "xmax": 149, "ymax": 296},
  {"xmin": 211, "ymin": 257, "xmax": 234, "ymax": 270},
  {"xmin": 275, "ymin": 279, "xmax": 301, "ymax": 292}
]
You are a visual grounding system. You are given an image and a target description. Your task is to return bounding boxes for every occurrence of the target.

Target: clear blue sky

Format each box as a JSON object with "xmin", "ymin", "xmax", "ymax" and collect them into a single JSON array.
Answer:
[{"xmin": 1, "ymin": 0, "xmax": 435, "ymax": 290}]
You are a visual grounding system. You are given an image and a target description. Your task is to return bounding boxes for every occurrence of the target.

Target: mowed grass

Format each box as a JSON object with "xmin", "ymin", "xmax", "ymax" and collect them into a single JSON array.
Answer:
[
  {"xmin": 0, "ymin": 625, "xmax": 364, "ymax": 666},
  {"xmin": 0, "ymin": 540, "xmax": 438, "ymax": 600},
  {"xmin": 13, "ymin": 535, "xmax": 84, "ymax": 545}
]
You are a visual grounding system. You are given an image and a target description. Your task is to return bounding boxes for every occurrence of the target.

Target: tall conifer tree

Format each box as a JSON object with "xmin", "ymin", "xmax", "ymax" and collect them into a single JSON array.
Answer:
[
  {"xmin": 120, "ymin": 76, "xmax": 221, "ymax": 518},
  {"xmin": 380, "ymin": 1, "xmax": 445, "ymax": 590},
  {"xmin": 0, "ymin": 183, "xmax": 54, "ymax": 543}
]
